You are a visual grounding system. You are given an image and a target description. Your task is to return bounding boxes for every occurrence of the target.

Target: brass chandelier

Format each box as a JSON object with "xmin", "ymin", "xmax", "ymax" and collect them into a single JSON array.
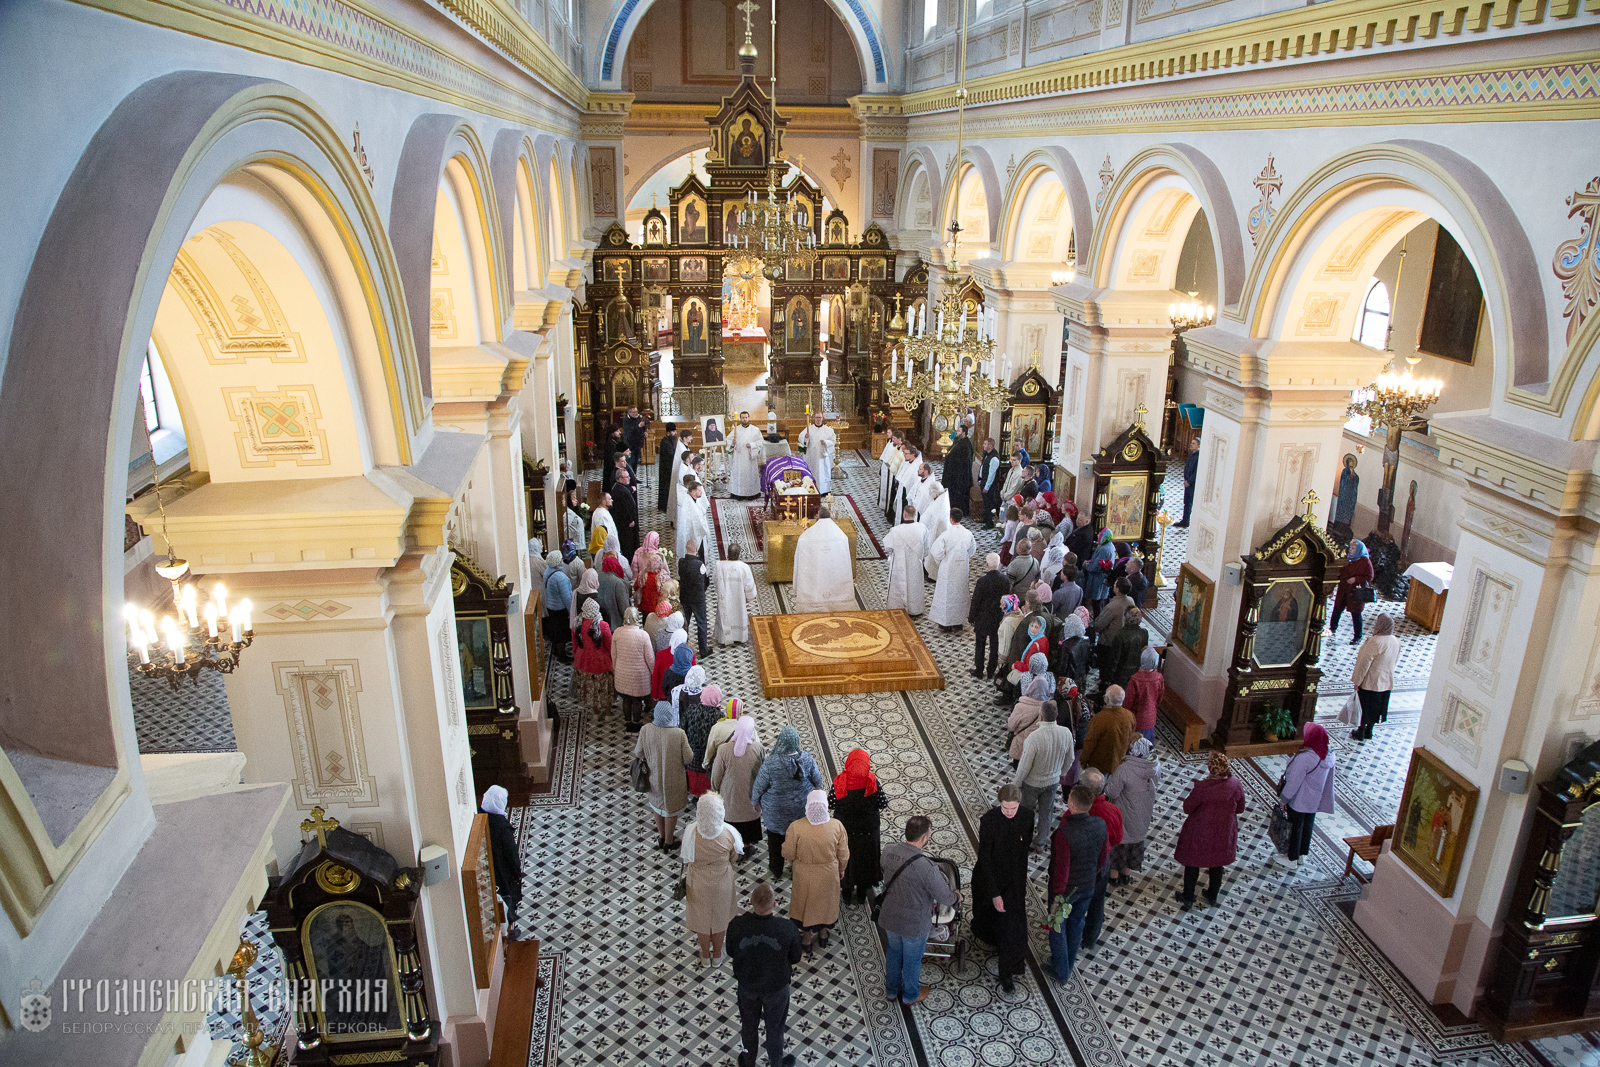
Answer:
[
  {"xmin": 882, "ymin": 0, "xmax": 1010, "ymax": 443},
  {"xmin": 724, "ymin": 0, "xmax": 817, "ymax": 281},
  {"xmin": 123, "ymin": 428, "xmax": 253, "ymax": 688}
]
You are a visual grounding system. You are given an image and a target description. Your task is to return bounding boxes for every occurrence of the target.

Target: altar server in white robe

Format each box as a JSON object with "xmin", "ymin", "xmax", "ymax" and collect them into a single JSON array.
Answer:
[
  {"xmin": 882, "ymin": 505, "xmax": 928, "ymax": 616},
  {"xmin": 919, "ymin": 482, "xmax": 952, "ymax": 578},
  {"xmin": 665, "ymin": 434, "xmax": 692, "ymax": 518},
  {"xmin": 797, "ymin": 413, "xmax": 838, "ymax": 495},
  {"xmin": 911, "ymin": 463, "xmax": 936, "ymax": 518},
  {"xmin": 791, "ymin": 506, "xmax": 856, "ymax": 614},
  {"xmin": 927, "ymin": 507, "xmax": 977, "ymax": 630},
  {"xmin": 877, "ymin": 432, "xmax": 901, "ymax": 514},
  {"xmin": 713, "ymin": 542, "xmax": 759, "ymax": 643},
  {"xmin": 892, "ymin": 447, "xmax": 922, "ymax": 522},
  {"xmin": 676, "ymin": 480, "xmax": 711, "ymax": 562},
  {"xmin": 590, "ymin": 493, "xmax": 619, "ymax": 552},
  {"xmin": 728, "ymin": 412, "xmax": 766, "ymax": 499}
]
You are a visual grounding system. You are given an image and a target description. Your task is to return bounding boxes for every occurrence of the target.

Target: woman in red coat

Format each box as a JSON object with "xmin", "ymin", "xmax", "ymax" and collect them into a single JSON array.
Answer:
[
  {"xmin": 1328, "ymin": 540, "xmax": 1375, "ymax": 645},
  {"xmin": 1174, "ymin": 752, "xmax": 1246, "ymax": 909}
]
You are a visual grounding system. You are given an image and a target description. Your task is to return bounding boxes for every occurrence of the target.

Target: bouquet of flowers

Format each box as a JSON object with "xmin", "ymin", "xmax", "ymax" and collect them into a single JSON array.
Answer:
[
  {"xmin": 1044, "ymin": 894, "xmax": 1073, "ymax": 932},
  {"xmin": 1097, "ymin": 557, "xmax": 1115, "ymax": 573}
]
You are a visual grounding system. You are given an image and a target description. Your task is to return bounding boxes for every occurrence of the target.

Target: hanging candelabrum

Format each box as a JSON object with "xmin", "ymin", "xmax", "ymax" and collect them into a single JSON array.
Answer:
[
  {"xmin": 124, "ymin": 427, "xmax": 253, "ymax": 688},
  {"xmin": 1168, "ymin": 298, "xmax": 1215, "ymax": 333},
  {"xmin": 883, "ymin": 276, "xmax": 1012, "ymax": 447},
  {"xmin": 728, "ymin": 184, "xmax": 817, "ymax": 280}
]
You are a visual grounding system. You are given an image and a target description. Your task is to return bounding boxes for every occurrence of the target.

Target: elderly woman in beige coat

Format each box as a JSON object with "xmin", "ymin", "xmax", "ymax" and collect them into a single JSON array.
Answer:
[
  {"xmin": 1350, "ymin": 613, "xmax": 1402, "ymax": 741},
  {"xmin": 681, "ymin": 792, "xmax": 742, "ymax": 969},
  {"xmin": 783, "ymin": 789, "xmax": 850, "ymax": 954},
  {"xmin": 634, "ymin": 701, "xmax": 693, "ymax": 851},
  {"xmin": 611, "ymin": 607, "xmax": 657, "ymax": 732},
  {"xmin": 709, "ymin": 710, "xmax": 764, "ymax": 855}
]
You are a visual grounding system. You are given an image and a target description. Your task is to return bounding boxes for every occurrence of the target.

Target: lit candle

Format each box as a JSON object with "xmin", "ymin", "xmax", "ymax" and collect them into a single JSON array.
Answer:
[
  {"xmin": 165, "ymin": 619, "xmax": 184, "ymax": 666},
  {"xmin": 963, "ymin": 365, "xmax": 971, "ymax": 393},
  {"xmin": 181, "ymin": 584, "xmax": 198, "ymax": 629},
  {"xmin": 204, "ymin": 602, "xmax": 218, "ymax": 639},
  {"xmin": 134, "ymin": 631, "xmax": 150, "ymax": 665},
  {"xmin": 211, "ymin": 583, "xmax": 227, "ymax": 616},
  {"xmin": 240, "ymin": 599, "xmax": 253, "ymax": 635},
  {"xmin": 229, "ymin": 609, "xmax": 243, "ymax": 644}
]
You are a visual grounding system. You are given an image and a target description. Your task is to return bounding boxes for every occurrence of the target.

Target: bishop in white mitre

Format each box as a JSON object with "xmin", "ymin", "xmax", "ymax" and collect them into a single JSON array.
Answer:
[
  {"xmin": 728, "ymin": 412, "xmax": 766, "ymax": 499},
  {"xmin": 791, "ymin": 505, "xmax": 856, "ymax": 614},
  {"xmin": 919, "ymin": 482, "xmax": 952, "ymax": 578},
  {"xmin": 882, "ymin": 505, "xmax": 928, "ymax": 616},
  {"xmin": 927, "ymin": 509, "xmax": 977, "ymax": 629},
  {"xmin": 713, "ymin": 542, "xmax": 760, "ymax": 643},
  {"xmin": 797, "ymin": 413, "xmax": 838, "ymax": 495}
]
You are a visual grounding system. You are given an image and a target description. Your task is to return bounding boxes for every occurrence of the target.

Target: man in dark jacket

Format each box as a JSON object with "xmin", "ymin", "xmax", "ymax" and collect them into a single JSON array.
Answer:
[
  {"xmin": 611, "ymin": 469, "xmax": 640, "ymax": 560},
  {"xmin": 1066, "ymin": 511, "xmax": 1097, "ymax": 564},
  {"xmin": 1048, "ymin": 785, "xmax": 1108, "ymax": 984},
  {"xmin": 977, "ymin": 437, "xmax": 1003, "ymax": 528},
  {"xmin": 656, "ymin": 423, "xmax": 679, "ymax": 512},
  {"xmin": 1104, "ymin": 609, "xmax": 1150, "ymax": 691},
  {"xmin": 1079, "ymin": 768, "xmax": 1124, "ymax": 957},
  {"xmin": 728, "ymin": 882, "xmax": 802, "ymax": 1067},
  {"xmin": 679, "ymin": 542, "xmax": 711, "ymax": 657},
  {"xmin": 1177, "ymin": 436, "xmax": 1201, "ymax": 527},
  {"xmin": 941, "ymin": 424, "xmax": 974, "ymax": 516},
  {"xmin": 968, "ymin": 552, "xmax": 1009, "ymax": 680},
  {"xmin": 879, "ymin": 816, "xmax": 959, "ymax": 1006},
  {"xmin": 622, "ymin": 405, "xmax": 649, "ymax": 480},
  {"xmin": 602, "ymin": 424, "xmax": 625, "ymax": 495},
  {"xmin": 1125, "ymin": 557, "xmax": 1148, "ymax": 610}
]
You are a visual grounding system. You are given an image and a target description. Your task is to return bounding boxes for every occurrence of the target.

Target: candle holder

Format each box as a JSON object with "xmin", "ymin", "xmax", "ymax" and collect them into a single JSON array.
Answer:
[{"xmin": 1153, "ymin": 508, "xmax": 1173, "ymax": 588}]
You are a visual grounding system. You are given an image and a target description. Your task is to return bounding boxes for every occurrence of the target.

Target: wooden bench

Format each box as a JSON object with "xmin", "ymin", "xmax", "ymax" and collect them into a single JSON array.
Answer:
[
  {"xmin": 488, "ymin": 938, "xmax": 543, "ymax": 1067},
  {"xmin": 1341, "ymin": 824, "xmax": 1395, "ymax": 885},
  {"xmin": 1160, "ymin": 688, "xmax": 1207, "ymax": 753}
]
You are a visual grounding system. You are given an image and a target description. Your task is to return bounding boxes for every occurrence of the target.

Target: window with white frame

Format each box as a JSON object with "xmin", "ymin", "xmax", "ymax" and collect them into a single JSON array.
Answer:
[
  {"xmin": 1354, "ymin": 278, "xmax": 1390, "ymax": 350},
  {"xmin": 140, "ymin": 355, "xmax": 160, "ymax": 432},
  {"xmin": 924, "ymin": 0, "xmax": 938, "ymax": 39}
]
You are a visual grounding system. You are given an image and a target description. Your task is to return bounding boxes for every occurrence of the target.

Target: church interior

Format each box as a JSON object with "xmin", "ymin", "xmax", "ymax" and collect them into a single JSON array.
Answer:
[{"xmin": 2, "ymin": 0, "xmax": 1600, "ymax": 1062}]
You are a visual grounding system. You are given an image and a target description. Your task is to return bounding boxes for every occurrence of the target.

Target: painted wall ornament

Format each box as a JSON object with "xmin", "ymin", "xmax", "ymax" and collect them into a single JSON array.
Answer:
[
  {"xmin": 1096, "ymin": 155, "xmax": 1114, "ymax": 216},
  {"xmin": 1248, "ymin": 154, "xmax": 1281, "ymax": 248},
  {"xmin": 1554, "ymin": 176, "xmax": 1600, "ymax": 343}
]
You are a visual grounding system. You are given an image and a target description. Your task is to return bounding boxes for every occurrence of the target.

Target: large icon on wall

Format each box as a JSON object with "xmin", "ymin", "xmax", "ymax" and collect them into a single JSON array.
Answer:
[
  {"xmin": 679, "ymin": 194, "xmax": 708, "ymax": 244},
  {"xmin": 1103, "ymin": 472, "xmax": 1147, "ymax": 543},
  {"xmin": 455, "ymin": 616, "xmax": 494, "ymax": 709},
  {"xmin": 682, "ymin": 297, "xmax": 709, "ymax": 354},
  {"xmin": 1173, "ymin": 562, "xmax": 1214, "ymax": 662},
  {"xmin": 1394, "ymin": 748, "xmax": 1480, "ymax": 897},
  {"xmin": 642, "ymin": 258, "xmax": 670, "ymax": 283},
  {"xmin": 304, "ymin": 903, "xmax": 406, "ymax": 1041},
  {"xmin": 1251, "ymin": 577, "xmax": 1313, "ymax": 668},
  {"xmin": 680, "ymin": 256, "xmax": 708, "ymax": 282},
  {"xmin": 786, "ymin": 296, "xmax": 813, "ymax": 355},
  {"xmin": 729, "ymin": 113, "xmax": 766, "ymax": 167}
]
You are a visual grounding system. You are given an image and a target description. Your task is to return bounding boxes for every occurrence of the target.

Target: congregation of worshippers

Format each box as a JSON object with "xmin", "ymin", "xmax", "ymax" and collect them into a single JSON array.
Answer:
[{"xmin": 533, "ymin": 407, "xmax": 1338, "ymax": 1015}]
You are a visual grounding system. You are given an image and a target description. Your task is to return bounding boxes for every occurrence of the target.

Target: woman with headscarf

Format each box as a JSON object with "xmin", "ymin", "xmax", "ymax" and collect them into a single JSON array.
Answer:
[
  {"xmin": 1027, "ymin": 525, "xmax": 1048, "ymax": 564},
  {"xmin": 653, "ymin": 630, "xmax": 694, "ymax": 702},
  {"xmin": 571, "ymin": 567, "xmax": 600, "ymax": 642},
  {"xmin": 1006, "ymin": 653, "xmax": 1055, "ymax": 769},
  {"xmin": 562, "ymin": 485, "xmax": 584, "ymax": 551},
  {"xmin": 830, "ymin": 749, "xmax": 888, "ymax": 905},
  {"xmin": 1123, "ymin": 647, "xmax": 1165, "ymax": 742},
  {"xmin": 636, "ymin": 553, "xmax": 665, "ymax": 615},
  {"xmin": 1057, "ymin": 614, "xmax": 1092, "ymax": 696},
  {"xmin": 751, "ymin": 725, "xmax": 825, "ymax": 881},
  {"xmin": 644, "ymin": 598, "xmax": 673, "ymax": 651},
  {"xmin": 632, "ymin": 530, "xmax": 661, "ymax": 590},
  {"xmin": 1271, "ymin": 722, "xmax": 1336, "ymax": 874},
  {"xmin": 995, "ymin": 594, "xmax": 1025, "ymax": 676},
  {"xmin": 1006, "ymin": 539, "xmax": 1040, "ymax": 596},
  {"xmin": 1105, "ymin": 736, "xmax": 1160, "ymax": 888},
  {"xmin": 527, "ymin": 536, "xmax": 547, "ymax": 589},
  {"xmin": 634, "ymin": 700, "xmax": 693, "ymax": 851},
  {"xmin": 783, "ymin": 789, "xmax": 849, "ymax": 954},
  {"xmin": 680, "ymin": 791, "xmax": 741, "ymax": 969},
  {"xmin": 1174, "ymin": 751, "xmax": 1246, "ymax": 909},
  {"xmin": 602, "ymin": 532, "xmax": 633, "ymax": 584},
  {"xmin": 1083, "ymin": 529, "xmax": 1117, "ymax": 610},
  {"xmin": 1041, "ymin": 542, "xmax": 1068, "ymax": 588},
  {"xmin": 709, "ymin": 710, "xmax": 764, "ymax": 855},
  {"xmin": 587, "ymin": 520, "xmax": 608, "ymax": 560},
  {"xmin": 573, "ymin": 600, "xmax": 614, "ymax": 716},
  {"xmin": 1350, "ymin": 614, "xmax": 1401, "ymax": 741},
  {"xmin": 612, "ymin": 607, "xmax": 657, "ymax": 732},
  {"xmin": 702, "ymin": 693, "xmax": 739, "ymax": 769},
  {"xmin": 972, "ymin": 783, "xmax": 1033, "ymax": 992},
  {"xmin": 480, "ymin": 785, "xmax": 523, "ymax": 929},
  {"xmin": 543, "ymin": 550, "xmax": 574, "ymax": 664},
  {"xmin": 1329, "ymin": 539, "xmax": 1376, "ymax": 643},
  {"xmin": 597, "ymin": 551, "xmax": 631, "ymax": 632},
  {"xmin": 677, "ymin": 677, "xmax": 720, "ymax": 796},
  {"xmin": 1040, "ymin": 490, "xmax": 1064, "ymax": 525},
  {"xmin": 1002, "ymin": 616, "xmax": 1050, "ymax": 694}
]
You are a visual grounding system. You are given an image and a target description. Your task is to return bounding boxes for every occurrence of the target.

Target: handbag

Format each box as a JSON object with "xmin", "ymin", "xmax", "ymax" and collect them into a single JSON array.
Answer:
[
  {"xmin": 672, "ymin": 864, "xmax": 688, "ymax": 902},
  {"xmin": 630, "ymin": 755, "xmax": 651, "ymax": 793},
  {"xmin": 1338, "ymin": 692, "xmax": 1362, "ymax": 727},
  {"xmin": 1351, "ymin": 583, "xmax": 1374, "ymax": 609},
  {"xmin": 1268, "ymin": 801, "xmax": 1293, "ymax": 855},
  {"xmin": 871, "ymin": 852, "xmax": 929, "ymax": 925}
]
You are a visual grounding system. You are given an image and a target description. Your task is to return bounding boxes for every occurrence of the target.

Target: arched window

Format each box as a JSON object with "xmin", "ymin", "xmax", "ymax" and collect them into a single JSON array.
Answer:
[
  {"xmin": 1354, "ymin": 279, "xmax": 1390, "ymax": 350},
  {"xmin": 924, "ymin": 0, "xmax": 937, "ymax": 39},
  {"xmin": 139, "ymin": 340, "xmax": 186, "ymax": 449}
]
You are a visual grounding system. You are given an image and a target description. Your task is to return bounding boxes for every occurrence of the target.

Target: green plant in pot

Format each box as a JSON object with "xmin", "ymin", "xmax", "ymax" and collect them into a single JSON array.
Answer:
[{"xmin": 1258, "ymin": 705, "xmax": 1297, "ymax": 743}]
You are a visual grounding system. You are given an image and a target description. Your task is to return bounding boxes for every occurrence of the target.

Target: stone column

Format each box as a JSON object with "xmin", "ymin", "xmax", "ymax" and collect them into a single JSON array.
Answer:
[
  {"xmin": 1354, "ymin": 418, "xmax": 1600, "ymax": 1018},
  {"xmin": 580, "ymin": 93, "xmax": 633, "ymax": 240}
]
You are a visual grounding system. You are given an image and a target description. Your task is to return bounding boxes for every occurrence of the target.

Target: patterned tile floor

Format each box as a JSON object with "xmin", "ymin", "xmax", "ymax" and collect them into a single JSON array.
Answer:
[{"xmin": 167, "ymin": 452, "xmax": 1594, "ymax": 1066}]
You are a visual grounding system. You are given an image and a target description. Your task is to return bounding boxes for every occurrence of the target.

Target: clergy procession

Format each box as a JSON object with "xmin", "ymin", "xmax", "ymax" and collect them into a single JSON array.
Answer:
[{"xmin": 554, "ymin": 404, "xmax": 1216, "ymax": 1044}]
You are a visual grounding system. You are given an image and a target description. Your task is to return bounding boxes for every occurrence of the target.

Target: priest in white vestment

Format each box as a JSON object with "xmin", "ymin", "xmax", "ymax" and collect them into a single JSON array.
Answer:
[
  {"xmin": 919, "ymin": 483, "xmax": 952, "ymax": 578},
  {"xmin": 728, "ymin": 412, "xmax": 766, "ymax": 499},
  {"xmin": 797, "ymin": 414, "xmax": 838, "ymax": 495},
  {"xmin": 676, "ymin": 480, "xmax": 711, "ymax": 562},
  {"xmin": 892, "ymin": 448, "xmax": 921, "ymax": 522},
  {"xmin": 877, "ymin": 432, "xmax": 901, "ymax": 513},
  {"xmin": 790, "ymin": 506, "xmax": 856, "ymax": 613},
  {"xmin": 713, "ymin": 542, "xmax": 760, "ymax": 643},
  {"xmin": 882, "ymin": 505, "xmax": 928, "ymax": 616},
  {"xmin": 590, "ymin": 493, "xmax": 619, "ymax": 553},
  {"xmin": 666, "ymin": 436, "xmax": 691, "ymax": 517},
  {"xmin": 911, "ymin": 463, "xmax": 936, "ymax": 517},
  {"xmin": 927, "ymin": 508, "xmax": 977, "ymax": 629}
]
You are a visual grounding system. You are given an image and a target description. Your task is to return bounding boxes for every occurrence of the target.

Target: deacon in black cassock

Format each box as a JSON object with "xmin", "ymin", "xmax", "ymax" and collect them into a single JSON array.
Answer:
[
  {"xmin": 971, "ymin": 785, "xmax": 1034, "ymax": 992},
  {"xmin": 622, "ymin": 406, "xmax": 649, "ymax": 480},
  {"xmin": 602, "ymin": 425, "xmax": 625, "ymax": 495},
  {"xmin": 611, "ymin": 469, "xmax": 640, "ymax": 560},
  {"xmin": 941, "ymin": 425, "xmax": 974, "ymax": 518},
  {"xmin": 656, "ymin": 423, "xmax": 679, "ymax": 512}
]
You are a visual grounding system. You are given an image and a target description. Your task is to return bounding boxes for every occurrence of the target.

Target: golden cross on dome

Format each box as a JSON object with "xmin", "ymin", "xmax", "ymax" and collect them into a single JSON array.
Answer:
[
  {"xmin": 737, "ymin": 0, "xmax": 759, "ymax": 40},
  {"xmin": 1301, "ymin": 489, "xmax": 1320, "ymax": 521},
  {"xmin": 301, "ymin": 806, "xmax": 339, "ymax": 850}
]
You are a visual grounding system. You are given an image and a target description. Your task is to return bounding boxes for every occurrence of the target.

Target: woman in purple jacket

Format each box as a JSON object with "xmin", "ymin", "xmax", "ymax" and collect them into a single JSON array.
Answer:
[
  {"xmin": 1270, "ymin": 722, "xmax": 1336, "ymax": 873},
  {"xmin": 1174, "ymin": 752, "xmax": 1246, "ymax": 909}
]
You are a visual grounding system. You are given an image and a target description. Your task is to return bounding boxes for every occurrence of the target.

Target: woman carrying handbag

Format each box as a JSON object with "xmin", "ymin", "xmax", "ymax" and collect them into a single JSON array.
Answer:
[
  {"xmin": 1268, "ymin": 723, "xmax": 1335, "ymax": 874},
  {"xmin": 1350, "ymin": 615, "xmax": 1401, "ymax": 741},
  {"xmin": 1328, "ymin": 541, "xmax": 1375, "ymax": 644}
]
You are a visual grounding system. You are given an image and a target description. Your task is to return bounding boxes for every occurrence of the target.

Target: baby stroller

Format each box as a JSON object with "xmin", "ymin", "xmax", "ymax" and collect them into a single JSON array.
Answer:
[{"xmin": 920, "ymin": 855, "xmax": 969, "ymax": 972}]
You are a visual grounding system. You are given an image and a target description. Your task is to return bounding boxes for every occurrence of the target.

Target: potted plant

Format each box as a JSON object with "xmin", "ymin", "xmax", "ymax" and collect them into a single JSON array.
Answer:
[{"xmin": 1258, "ymin": 705, "xmax": 1297, "ymax": 743}]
